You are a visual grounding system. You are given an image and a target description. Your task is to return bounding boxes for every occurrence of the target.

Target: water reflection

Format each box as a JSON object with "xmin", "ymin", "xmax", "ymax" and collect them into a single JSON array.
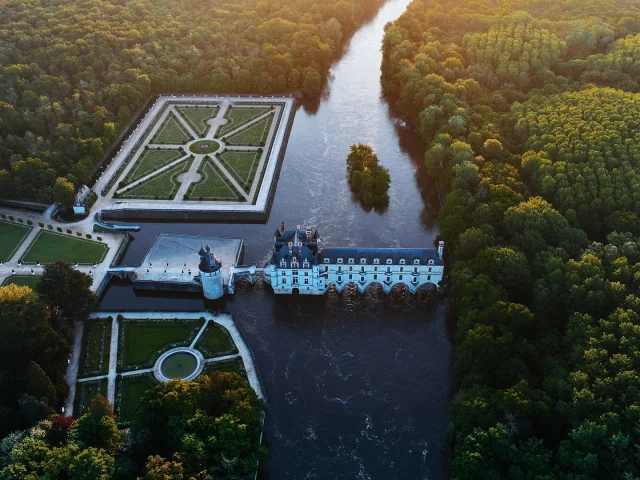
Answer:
[{"xmin": 100, "ymin": 0, "xmax": 452, "ymax": 477}]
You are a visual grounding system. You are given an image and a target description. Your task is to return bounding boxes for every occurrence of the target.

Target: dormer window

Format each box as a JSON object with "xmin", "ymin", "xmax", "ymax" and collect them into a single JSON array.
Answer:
[
  {"xmin": 288, "ymin": 242, "xmax": 293, "ymax": 247},
  {"xmin": 413, "ymin": 259, "xmax": 420, "ymax": 265},
  {"xmin": 428, "ymin": 259, "xmax": 434, "ymax": 265},
  {"xmin": 348, "ymin": 258, "xmax": 354, "ymax": 264},
  {"xmin": 303, "ymin": 260, "xmax": 309, "ymax": 268},
  {"xmin": 360, "ymin": 258, "xmax": 366, "ymax": 264},
  {"xmin": 280, "ymin": 260, "xmax": 287, "ymax": 268},
  {"xmin": 373, "ymin": 258, "xmax": 380, "ymax": 265},
  {"xmin": 298, "ymin": 242, "xmax": 303, "ymax": 247},
  {"xmin": 337, "ymin": 258, "xmax": 343, "ymax": 264},
  {"xmin": 386, "ymin": 258, "xmax": 393, "ymax": 265},
  {"xmin": 324, "ymin": 258, "xmax": 330, "ymax": 264},
  {"xmin": 399, "ymin": 259, "xmax": 406, "ymax": 265},
  {"xmin": 292, "ymin": 260, "xmax": 299, "ymax": 268}
]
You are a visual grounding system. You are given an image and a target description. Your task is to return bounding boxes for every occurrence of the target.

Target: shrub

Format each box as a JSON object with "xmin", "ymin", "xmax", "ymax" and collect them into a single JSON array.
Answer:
[
  {"xmin": 17, "ymin": 218, "xmax": 23, "ymax": 223},
  {"xmin": 97, "ymin": 236, "xmax": 102, "ymax": 241},
  {"xmin": 57, "ymin": 227, "xmax": 62, "ymax": 232},
  {"xmin": 86, "ymin": 234, "xmax": 92, "ymax": 239},
  {"xmin": 8, "ymin": 215, "xmax": 14, "ymax": 221},
  {"xmin": 27, "ymin": 220, "xmax": 32, "ymax": 225},
  {"xmin": 199, "ymin": 196, "xmax": 204, "ymax": 201},
  {"xmin": 66, "ymin": 229, "xmax": 72, "ymax": 234},
  {"xmin": 38, "ymin": 222, "xmax": 44, "ymax": 227},
  {"xmin": 76, "ymin": 232, "xmax": 82, "ymax": 236},
  {"xmin": 47, "ymin": 224, "xmax": 53, "ymax": 230},
  {"xmin": 0, "ymin": 214, "xmax": 5, "ymax": 219}
]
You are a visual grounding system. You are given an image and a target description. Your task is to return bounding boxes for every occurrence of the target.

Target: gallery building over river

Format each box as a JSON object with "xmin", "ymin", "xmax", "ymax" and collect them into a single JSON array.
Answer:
[{"xmin": 263, "ymin": 223, "xmax": 444, "ymax": 295}]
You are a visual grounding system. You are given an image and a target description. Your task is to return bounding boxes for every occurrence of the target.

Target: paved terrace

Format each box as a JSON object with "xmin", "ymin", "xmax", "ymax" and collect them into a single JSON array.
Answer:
[{"xmin": 125, "ymin": 233, "xmax": 242, "ymax": 285}]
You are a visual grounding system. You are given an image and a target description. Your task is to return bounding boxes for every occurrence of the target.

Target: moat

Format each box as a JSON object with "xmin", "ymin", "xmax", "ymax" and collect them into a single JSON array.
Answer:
[{"xmin": 100, "ymin": 0, "xmax": 453, "ymax": 477}]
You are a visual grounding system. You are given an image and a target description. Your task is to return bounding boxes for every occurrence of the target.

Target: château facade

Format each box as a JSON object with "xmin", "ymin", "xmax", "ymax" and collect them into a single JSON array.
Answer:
[{"xmin": 263, "ymin": 223, "xmax": 444, "ymax": 295}]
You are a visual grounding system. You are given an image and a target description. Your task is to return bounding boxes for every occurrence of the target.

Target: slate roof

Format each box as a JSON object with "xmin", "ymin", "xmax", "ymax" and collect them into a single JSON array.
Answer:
[
  {"xmin": 318, "ymin": 248, "xmax": 442, "ymax": 265},
  {"xmin": 198, "ymin": 245, "xmax": 222, "ymax": 273},
  {"xmin": 271, "ymin": 244, "xmax": 317, "ymax": 268}
]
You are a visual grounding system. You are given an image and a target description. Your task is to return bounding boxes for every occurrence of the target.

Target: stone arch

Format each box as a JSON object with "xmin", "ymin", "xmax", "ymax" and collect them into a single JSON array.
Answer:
[{"xmin": 417, "ymin": 282, "xmax": 439, "ymax": 300}]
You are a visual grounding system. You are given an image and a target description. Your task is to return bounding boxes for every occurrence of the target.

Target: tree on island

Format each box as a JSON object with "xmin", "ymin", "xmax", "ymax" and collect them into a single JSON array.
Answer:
[{"xmin": 346, "ymin": 144, "xmax": 391, "ymax": 207}]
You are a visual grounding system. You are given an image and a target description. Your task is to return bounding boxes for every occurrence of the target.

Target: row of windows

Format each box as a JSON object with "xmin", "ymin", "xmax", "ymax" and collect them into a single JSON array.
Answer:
[
  {"xmin": 326, "ymin": 265, "xmax": 433, "ymax": 273},
  {"xmin": 325, "ymin": 257, "xmax": 434, "ymax": 266},
  {"xmin": 279, "ymin": 275, "xmax": 433, "ymax": 285}
]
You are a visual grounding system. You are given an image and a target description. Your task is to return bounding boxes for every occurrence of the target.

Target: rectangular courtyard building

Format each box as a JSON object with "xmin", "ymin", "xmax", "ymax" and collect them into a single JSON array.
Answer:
[{"xmin": 263, "ymin": 223, "xmax": 444, "ymax": 295}]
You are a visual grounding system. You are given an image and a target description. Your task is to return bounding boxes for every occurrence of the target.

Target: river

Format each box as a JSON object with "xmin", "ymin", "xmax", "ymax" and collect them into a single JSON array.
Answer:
[{"xmin": 100, "ymin": 0, "xmax": 453, "ymax": 477}]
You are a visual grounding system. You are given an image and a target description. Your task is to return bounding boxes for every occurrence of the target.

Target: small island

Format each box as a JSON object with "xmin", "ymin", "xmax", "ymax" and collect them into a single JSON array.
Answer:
[{"xmin": 346, "ymin": 143, "xmax": 390, "ymax": 207}]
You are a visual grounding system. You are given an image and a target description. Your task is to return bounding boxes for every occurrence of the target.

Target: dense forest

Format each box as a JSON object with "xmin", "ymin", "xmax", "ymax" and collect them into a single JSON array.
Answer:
[
  {"xmin": 382, "ymin": 0, "xmax": 640, "ymax": 478},
  {"xmin": 0, "ymin": 0, "xmax": 383, "ymax": 202},
  {"xmin": 0, "ymin": 265, "xmax": 266, "ymax": 478}
]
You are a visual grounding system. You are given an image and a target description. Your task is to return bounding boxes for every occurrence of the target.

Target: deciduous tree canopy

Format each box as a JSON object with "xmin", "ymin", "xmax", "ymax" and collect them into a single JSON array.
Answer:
[
  {"xmin": 0, "ymin": 0, "xmax": 384, "ymax": 202},
  {"xmin": 382, "ymin": 0, "xmax": 640, "ymax": 478}
]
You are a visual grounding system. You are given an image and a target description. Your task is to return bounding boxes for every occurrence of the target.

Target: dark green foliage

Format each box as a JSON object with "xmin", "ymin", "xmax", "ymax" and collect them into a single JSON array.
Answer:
[
  {"xmin": 130, "ymin": 372, "xmax": 266, "ymax": 478},
  {"xmin": 25, "ymin": 361, "xmax": 57, "ymax": 405},
  {"xmin": 382, "ymin": 0, "xmax": 640, "ymax": 478},
  {"xmin": 346, "ymin": 143, "xmax": 390, "ymax": 207},
  {"xmin": 37, "ymin": 262, "xmax": 97, "ymax": 343},
  {"xmin": 0, "ymin": 285, "xmax": 70, "ymax": 436},
  {"xmin": 0, "ymin": 0, "xmax": 385, "ymax": 202}
]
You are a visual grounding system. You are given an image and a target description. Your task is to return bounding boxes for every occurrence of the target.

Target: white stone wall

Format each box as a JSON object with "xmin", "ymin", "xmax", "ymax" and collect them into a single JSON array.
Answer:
[
  {"xmin": 268, "ymin": 262, "xmax": 444, "ymax": 295},
  {"xmin": 200, "ymin": 269, "xmax": 224, "ymax": 299}
]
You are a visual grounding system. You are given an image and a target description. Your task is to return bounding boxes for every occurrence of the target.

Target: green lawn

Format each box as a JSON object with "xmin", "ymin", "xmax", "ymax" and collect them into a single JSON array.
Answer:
[
  {"xmin": 120, "ymin": 159, "xmax": 191, "ymax": 200},
  {"xmin": 195, "ymin": 322, "xmax": 236, "ymax": 358},
  {"xmin": 79, "ymin": 318, "xmax": 112, "ymax": 378},
  {"xmin": 74, "ymin": 378, "xmax": 108, "ymax": 416},
  {"xmin": 202, "ymin": 359, "xmax": 244, "ymax": 378},
  {"xmin": 188, "ymin": 159, "xmax": 244, "ymax": 201},
  {"xmin": 119, "ymin": 319, "xmax": 205, "ymax": 369},
  {"xmin": 218, "ymin": 150, "xmax": 261, "ymax": 189},
  {"xmin": 0, "ymin": 220, "xmax": 31, "ymax": 262},
  {"xmin": 218, "ymin": 107, "xmax": 270, "ymax": 136},
  {"xmin": 226, "ymin": 114, "xmax": 273, "ymax": 146},
  {"xmin": 151, "ymin": 113, "xmax": 193, "ymax": 144},
  {"xmin": 116, "ymin": 374, "xmax": 158, "ymax": 425},
  {"xmin": 1, "ymin": 275, "xmax": 41, "ymax": 288},
  {"xmin": 21, "ymin": 231, "xmax": 108, "ymax": 265},
  {"xmin": 189, "ymin": 140, "xmax": 220, "ymax": 154},
  {"xmin": 177, "ymin": 106, "xmax": 219, "ymax": 135},
  {"xmin": 125, "ymin": 149, "xmax": 184, "ymax": 183}
]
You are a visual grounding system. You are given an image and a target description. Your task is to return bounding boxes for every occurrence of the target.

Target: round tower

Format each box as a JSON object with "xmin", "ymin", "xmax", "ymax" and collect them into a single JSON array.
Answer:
[{"xmin": 198, "ymin": 245, "xmax": 224, "ymax": 300}]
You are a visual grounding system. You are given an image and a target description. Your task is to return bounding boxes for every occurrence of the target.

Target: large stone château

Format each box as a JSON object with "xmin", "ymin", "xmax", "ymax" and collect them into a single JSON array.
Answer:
[{"xmin": 263, "ymin": 223, "xmax": 444, "ymax": 295}]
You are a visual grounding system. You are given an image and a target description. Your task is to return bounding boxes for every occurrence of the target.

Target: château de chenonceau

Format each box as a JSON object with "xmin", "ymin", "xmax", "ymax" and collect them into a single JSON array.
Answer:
[{"xmin": 196, "ymin": 223, "xmax": 445, "ymax": 299}]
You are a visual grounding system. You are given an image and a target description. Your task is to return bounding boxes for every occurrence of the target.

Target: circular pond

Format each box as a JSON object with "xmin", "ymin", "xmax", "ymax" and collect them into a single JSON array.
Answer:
[
  {"xmin": 160, "ymin": 351, "xmax": 198, "ymax": 379},
  {"xmin": 189, "ymin": 140, "xmax": 220, "ymax": 154}
]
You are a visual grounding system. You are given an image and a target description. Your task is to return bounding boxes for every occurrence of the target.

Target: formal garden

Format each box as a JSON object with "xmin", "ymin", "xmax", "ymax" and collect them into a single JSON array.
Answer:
[
  {"xmin": 184, "ymin": 158, "xmax": 245, "ymax": 201},
  {"xmin": 0, "ymin": 219, "xmax": 32, "ymax": 262},
  {"xmin": 117, "ymin": 317, "xmax": 205, "ymax": 372},
  {"xmin": 111, "ymin": 316, "xmax": 244, "ymax": 425},
  {"xmin": 74, "ymin": 378, "xmax": 108, "ymax": 416},
  {"xmin": 104, "ymin": 99, "xmax": 287, "ymax": 204},
  {"xmin": 20, "ymin": 230, "xmax": 109, "ymax": 265},
  {"xmin": 78, "ymin": 317, "xmax": 112, "ymax": 377}
]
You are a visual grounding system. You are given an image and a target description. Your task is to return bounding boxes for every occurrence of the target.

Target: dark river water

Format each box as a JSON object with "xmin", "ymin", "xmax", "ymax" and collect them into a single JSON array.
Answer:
[{"xmin": 100, "ymin": 0, "xmax": 453, "ymax": 477}]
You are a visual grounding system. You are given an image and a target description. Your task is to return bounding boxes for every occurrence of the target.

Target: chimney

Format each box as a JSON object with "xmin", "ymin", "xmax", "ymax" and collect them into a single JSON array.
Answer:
[{"xmin": 438, "ymin": 241, "xmax": 444, "ymax": 260}]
